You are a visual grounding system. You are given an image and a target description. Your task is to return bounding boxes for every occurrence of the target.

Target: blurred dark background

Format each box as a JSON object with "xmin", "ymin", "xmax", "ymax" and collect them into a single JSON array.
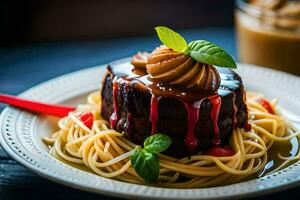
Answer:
[{"xmin": 0, "ymin": 0, "xmax": 235, "ymax": 46}]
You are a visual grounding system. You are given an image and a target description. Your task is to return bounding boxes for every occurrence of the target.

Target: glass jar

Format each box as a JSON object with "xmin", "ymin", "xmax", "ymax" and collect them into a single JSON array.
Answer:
[{"xmin": 235, "ymin": 0, "xmax": 300, "ymax": 76}]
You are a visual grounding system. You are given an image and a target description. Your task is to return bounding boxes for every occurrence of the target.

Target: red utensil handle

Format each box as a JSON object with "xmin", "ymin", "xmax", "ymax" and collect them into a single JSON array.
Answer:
[{"xmin": 0, "ymin": 94, "xmax": 75, "ymax": 117}]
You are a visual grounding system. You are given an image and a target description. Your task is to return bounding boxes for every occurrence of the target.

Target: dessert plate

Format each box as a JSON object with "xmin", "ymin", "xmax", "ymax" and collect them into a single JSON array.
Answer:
[{"xmin": 1, "ymin": 59, "xmax": 300, "ymax": 200}]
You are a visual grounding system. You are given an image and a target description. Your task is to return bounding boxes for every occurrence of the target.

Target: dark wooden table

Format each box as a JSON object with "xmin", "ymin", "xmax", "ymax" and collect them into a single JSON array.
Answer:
[{"xmin": 0, "ymin": 27, "xmax": 298, "ymax": 199}]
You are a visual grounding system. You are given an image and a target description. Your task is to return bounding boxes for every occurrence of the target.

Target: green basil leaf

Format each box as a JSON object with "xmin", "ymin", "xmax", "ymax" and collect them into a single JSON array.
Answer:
[
  {"xmin": 144, "ymin": 134, "xmax": 172, "ymax": 154},
  {"xmin": 187, "ymin": 40, "xmax": 237, "ymax": 69},
  {"xmin": 155, "ymin": 26, "xmax": 188, "ymax": 53},
  {"xmin": 131, "ymin": 147, "xmax": 160, "ymax": 183}
]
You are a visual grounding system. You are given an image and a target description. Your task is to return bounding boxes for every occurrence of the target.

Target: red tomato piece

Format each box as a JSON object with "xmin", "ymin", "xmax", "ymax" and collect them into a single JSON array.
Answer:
[
  {"xmin": 244, "ymin": 123, "xmax": 252, "ymax": 131},
  {"xmin": 78, "ymin": 112, "xmax": 94, "ymax": 129},
  {"xmin": 205, "ymin": 147, "xmax": 235, "ymax": 157},
  {"xmin": 256, "ymin": 98, "xmax": 275, "ymax": 114}
]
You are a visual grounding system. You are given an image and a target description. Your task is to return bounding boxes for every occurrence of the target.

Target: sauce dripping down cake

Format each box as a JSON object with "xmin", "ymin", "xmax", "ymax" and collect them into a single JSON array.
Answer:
[{"xmin": 101, "ymin": 50, "xmax": 248, "ymax": 157}]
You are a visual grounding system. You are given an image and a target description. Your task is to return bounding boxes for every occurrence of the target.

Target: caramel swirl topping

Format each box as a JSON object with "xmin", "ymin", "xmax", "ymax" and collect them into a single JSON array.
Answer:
[
  {"xmin": 131, "ymin": 52, "xmax": 149, "ymax": 69},
  {"xmin": 146, "ymin": 45, "xmax": 220, "ymax": 91}
]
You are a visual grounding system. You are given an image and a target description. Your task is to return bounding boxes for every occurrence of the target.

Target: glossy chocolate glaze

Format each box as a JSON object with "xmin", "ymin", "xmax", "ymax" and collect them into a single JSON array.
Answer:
[{"xmin": 108, "ymin": 59, "xmax": 241, "ymax": 103}]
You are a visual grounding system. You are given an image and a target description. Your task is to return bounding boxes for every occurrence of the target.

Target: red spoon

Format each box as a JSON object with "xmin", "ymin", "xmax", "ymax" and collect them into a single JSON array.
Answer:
[{"xmin": 0, "ymin": 94, "xmax": 75, "ymax": 117}]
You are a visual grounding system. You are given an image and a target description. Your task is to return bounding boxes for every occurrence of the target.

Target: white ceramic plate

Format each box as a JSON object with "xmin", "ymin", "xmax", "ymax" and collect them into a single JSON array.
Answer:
[{"xmin": 1, "ymin": 58, "xmax": 300, "ymax": 200}]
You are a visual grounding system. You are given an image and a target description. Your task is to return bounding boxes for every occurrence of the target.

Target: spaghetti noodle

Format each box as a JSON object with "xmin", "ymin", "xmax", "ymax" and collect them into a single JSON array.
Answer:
[{"xmin": 43, "ymin": 91, "xmax": 300, "ymax": 188}]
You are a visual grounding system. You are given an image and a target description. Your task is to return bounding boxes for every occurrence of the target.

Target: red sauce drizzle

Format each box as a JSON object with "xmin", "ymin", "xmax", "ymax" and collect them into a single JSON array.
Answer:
[
  {"xmin": 232, "ymin": 93, "xmax": 238, "ymax": 128},
  {"xmin": 150, "ymin": 95, "xmax": 161, "ymax": 134},
  {"xmin": 110, "ymin": 79, "xmax": 119, "ymax": 128},
  {"xmin": 183, "ymin": 100, "xmax": 202, "ymax": 153},
  {"xmin": 208, "ymin": 95, "xmax": 222, "ymax": 146}
]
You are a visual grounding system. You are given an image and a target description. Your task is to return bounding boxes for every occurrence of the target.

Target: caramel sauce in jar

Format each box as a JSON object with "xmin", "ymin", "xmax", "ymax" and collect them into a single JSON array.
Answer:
[{"xmin": 235, "ymin": 0, "xmax": 300, "ymax": 76}]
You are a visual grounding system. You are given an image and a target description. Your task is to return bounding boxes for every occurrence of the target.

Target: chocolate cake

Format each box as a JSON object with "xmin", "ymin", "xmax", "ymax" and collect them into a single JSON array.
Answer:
[{"xmin": 101, "ymin": 56, "xmax": 248, "ymax": 157}]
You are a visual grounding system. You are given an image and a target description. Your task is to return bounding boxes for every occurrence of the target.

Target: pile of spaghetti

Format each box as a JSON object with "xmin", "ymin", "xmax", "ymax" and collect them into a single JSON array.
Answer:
[{"xmin": 43, "ymin": 91, "xmax": 300, "ymax": 188}]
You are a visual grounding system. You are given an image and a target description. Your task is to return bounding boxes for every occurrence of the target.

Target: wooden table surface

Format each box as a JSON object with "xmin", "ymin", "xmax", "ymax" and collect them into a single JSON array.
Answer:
[{"xmin": 0, "ymin": 27, "xmax": 299, "ymax": 199}]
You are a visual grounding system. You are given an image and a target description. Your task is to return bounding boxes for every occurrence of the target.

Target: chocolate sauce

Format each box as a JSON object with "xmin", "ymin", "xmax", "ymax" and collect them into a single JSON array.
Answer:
[
  {"xmin": 208, "ymin": 95, "xmax": 222, "ymax": 146},
  {"xmin": 109, "ymin": 58, "xmax": 242, "ymax": 152},
  {"xmin": 242, "ymin": 87, "xmax": 251, "ymax": 131},
  {"xmin": 232, "ymin": 92, "xmax": 238, "ymax": 128},
  {"xmin": 124, "ymin": 113, "xmax": 132, "ymax": 138},
  {"xmin": 183, "ymin": 100, "xmax": 203, "ymax": 153},
  {"xmin": 110, "ymin": 78, "xmax": 119, "ymax": 128},
  {"xmin": 150, "ymin": 96, "xmax": 161, "ymax": 134},
  {"xmin": 109, "ymin": 59, "xmax": 241, "ymax": 102}
]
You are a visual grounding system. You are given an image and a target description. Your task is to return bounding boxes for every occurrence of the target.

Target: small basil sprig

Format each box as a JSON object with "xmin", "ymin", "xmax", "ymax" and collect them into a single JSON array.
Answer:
[
  {"xmin": 154, "ymin": 26, "xmax": 237, "ymax": 69},
  {"xmin": 155, "ymin": 26, "xmax": 187, "ymax": 53},
  {"xmin": 131, "ymin": 147, "xmax": 160, "ymax": 183},
  {"xmin": 131, "ymin": 134, "xmax": 172, "ymax": 183},
  {"xmin": 144, "ymin": 133, "xmax": 171, "ymax": 153},
  {"xmin": 187, "ymin": 40, "xmax": 236, "ymax": 69}
]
